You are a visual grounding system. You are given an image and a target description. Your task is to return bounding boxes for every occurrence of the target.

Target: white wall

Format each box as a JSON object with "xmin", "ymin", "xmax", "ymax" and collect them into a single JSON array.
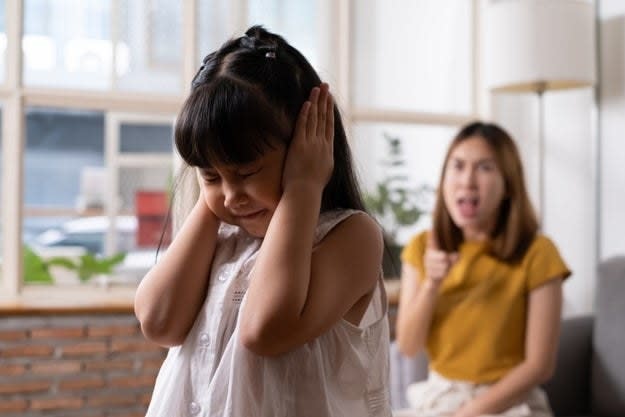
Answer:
[
  {"xmin": 599, "ymin": 1, "xmax": 625, "ymax": 259},
  {"xmin": 491, "ymin": 89, "xmax": 596, "ymax": 317}
]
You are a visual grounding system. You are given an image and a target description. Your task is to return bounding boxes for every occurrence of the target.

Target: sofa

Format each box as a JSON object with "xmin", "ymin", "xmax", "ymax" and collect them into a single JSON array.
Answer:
[
  {"xmin": 543, "ymin": 256, "xmax": 625, "ymax": 417},
  {"xmin": 390, "ymin": 256, "xmax": 625, "ymax": 417}
]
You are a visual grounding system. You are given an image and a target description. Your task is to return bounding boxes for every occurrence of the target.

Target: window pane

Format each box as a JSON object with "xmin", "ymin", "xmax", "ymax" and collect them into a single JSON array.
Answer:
[
  {"xmin": 120, "ymin": 122, "xmax": 172, "ymax": 153},
  {"xmin": 352, "ymin": 0, "xmax": 473, "ymax": 113},
  {"xmin": 247, "ymin": 0, "xmax": 319, "ymax": 69},
  {"xmin": 115, "ymin": 0, "xmax": 183, "ymax": 93},
  {"xmin": 0, "ymin": 106, "xmax": 3, "ymax": 283},
  {"xmin": 196, "ymin": 0, "xmax": 235, "ymax": 66},
  {"xmin": 23, "ymin": 0, "xmax": 112, "ymax": 90},
  {"xmin": 23, "ymin": 108, "xmax": 106, "ymax": 286},
  {"xmin": 0, "ymin": 0, "xmax": 5, "ymax": 84},
  {"xmin": 352, "ymin": 122, "xmax": 456, "ymax": 243},
  {"xmin": 116, "ymin": 166, "xmax": 171, "ymax": 284},
  {"xmin": 196, "ymin": 1, "xmax": 328, "ymax": 82}
]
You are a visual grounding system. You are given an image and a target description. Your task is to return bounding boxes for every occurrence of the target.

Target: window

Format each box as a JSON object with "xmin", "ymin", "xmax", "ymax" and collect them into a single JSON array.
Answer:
[
  {"xmin": 1, "ymin": 0, "xmax": 180, "ymax": 301},
  {"xmin": 1, "ymin": 0, "xmax": 482, "ymax": 301},
  {"xmin": 349, "ymin": 0, "xmax": 479, "ymax": 244}
]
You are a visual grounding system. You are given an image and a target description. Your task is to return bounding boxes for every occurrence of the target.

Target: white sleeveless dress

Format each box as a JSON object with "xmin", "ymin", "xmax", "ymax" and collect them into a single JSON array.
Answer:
[{"xmin": 145, "ymin": 209, "xmax": 392, "ymax": 417}]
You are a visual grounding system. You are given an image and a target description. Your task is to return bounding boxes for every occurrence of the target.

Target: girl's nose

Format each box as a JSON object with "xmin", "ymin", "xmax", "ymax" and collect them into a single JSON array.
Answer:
[{"xmin": 222, "ymin": 182, "xmax": 248, "ymax": 209}]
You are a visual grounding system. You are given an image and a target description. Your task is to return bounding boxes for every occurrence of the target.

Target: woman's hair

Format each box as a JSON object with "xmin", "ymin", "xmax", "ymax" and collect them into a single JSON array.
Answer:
[
  {"xmin": 431, "ymin": 121, "xmax": 538, "ymax": 262},
  {"xmin": 174, "ymin": 25, "xmax": 365, "ymax": 213}
]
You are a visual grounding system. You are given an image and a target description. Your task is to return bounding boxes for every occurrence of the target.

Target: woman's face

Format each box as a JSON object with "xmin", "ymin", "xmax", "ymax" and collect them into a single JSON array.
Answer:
[
  {"xmin": 442, "ymin": 136, "xmax": 506, "ymax": 241},
  {"xmin": 198, "ymin": 145, "xmax": 286, "ymax": 238}
]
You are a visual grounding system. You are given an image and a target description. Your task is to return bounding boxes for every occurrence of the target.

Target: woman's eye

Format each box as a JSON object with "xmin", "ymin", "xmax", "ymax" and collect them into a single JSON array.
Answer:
[{"xmin": 479, "ymin": 163, "xmax": 495, "ymax": 172}]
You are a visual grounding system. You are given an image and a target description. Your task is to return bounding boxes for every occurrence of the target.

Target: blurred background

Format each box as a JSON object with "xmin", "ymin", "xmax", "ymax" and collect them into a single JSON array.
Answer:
[{"xmin": 0, "ymin": 0, "xmax": 623, "ymax": 415}]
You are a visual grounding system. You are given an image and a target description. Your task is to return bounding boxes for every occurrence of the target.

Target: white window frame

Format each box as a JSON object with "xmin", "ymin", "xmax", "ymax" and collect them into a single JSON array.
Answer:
[
  {"xmin": 0, "ymin": 0, "xmax": 197, "ymax": 304},
  {"xmin": 0, "ymin": 0, "xmax": 485, "ymax": 305}
]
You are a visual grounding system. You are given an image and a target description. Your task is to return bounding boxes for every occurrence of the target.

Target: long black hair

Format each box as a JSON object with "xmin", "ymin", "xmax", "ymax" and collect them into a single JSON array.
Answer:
[{"xmin": 174, "ymin": 25, "xmax": 365, "ymax": 212}]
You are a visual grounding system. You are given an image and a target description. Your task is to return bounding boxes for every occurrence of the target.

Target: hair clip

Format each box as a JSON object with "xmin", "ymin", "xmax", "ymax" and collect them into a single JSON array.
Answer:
[{"xmin": 265, "ymin": 51, "xmax": 276, "ymax": 59}]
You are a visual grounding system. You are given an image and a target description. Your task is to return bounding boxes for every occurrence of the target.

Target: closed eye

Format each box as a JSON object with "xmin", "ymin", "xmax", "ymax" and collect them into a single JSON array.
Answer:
[
  {"xmin": 200, "ymin": 170, "xmax": 220, "ymax": 184},
  {"xmin": 238, "ymin": 166, "xmax": 262, "ymax": 178}
]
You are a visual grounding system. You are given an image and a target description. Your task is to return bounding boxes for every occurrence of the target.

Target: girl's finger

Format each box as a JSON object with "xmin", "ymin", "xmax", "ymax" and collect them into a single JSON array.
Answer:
[
  {"xmin": 307, "ymin": 87, "xmax": 320, "ymax": 140},
  {"xmin": 317, "ymin": 84, "xmax": 328, "ymax": 138},
  {"xmin": 294, "ymin": 101, "xmax": 311, "ymax": 143},
  {"xmin": 325, "ymin": 93, "xmax": 334, "ymax": 142}
]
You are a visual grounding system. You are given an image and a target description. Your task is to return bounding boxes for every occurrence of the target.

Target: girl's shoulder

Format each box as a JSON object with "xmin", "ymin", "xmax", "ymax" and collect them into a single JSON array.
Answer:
[{"xmin": 314, "ymin": 209, "xmax": 377, "ymax": 245}]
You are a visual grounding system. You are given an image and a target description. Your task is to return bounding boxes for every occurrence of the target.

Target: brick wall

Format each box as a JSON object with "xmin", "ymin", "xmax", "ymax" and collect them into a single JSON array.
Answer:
[{"xmin": 0, "ymin": 314, "xmax": 166, "ymax": 417}]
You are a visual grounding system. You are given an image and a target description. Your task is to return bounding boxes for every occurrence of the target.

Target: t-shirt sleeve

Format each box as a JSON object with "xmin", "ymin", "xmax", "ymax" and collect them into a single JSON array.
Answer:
[
  {"xmin": 526, "ymin": 235, "xmax": 572, "ymax": 291},
  {"xmin": 400, "ymin": 231, "xmax": 428, "ymax": 278}
]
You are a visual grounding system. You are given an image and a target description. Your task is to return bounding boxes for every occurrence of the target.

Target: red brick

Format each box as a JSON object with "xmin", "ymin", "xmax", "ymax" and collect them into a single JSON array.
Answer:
[
  {"xmin": 0, "ymin": 398, "xmax": 28, "ymax": 412},
  {"xmin": 31, "ymin": 326, "xmax": 85, "ymax": 339},
  {"xmin": 60, "ymin": 341, "xmax": 107, "ymax": 357},
  {"xmin": 84, "ymin": 359, "xmax": 134, "ymax": 371},
  {"xmin": 0, "ymin": 363, "xmax": 27, "ymax": 376},
  {"xmin": 59, "ymin": 376, "xmax": 106, "ymax": 390},
  {"xmin": 110, "ymin": 339, "xmax": 164, "ymax": 354},
  {"xmin": 0, "ymin": 344, "xmax": 54, "ymax": 358},
  {"xmin": 30, "ymin": 397, "xmax": 83, "ymax": 410},
  {"xmin": 88, "ymin": 324, "xmax": 139, "ymax": 337},
  {"xmin": 109, "ymin": 373, "xmax": 156, "ymax": 388},
  {"xmin": 141, "ymin": 357, "xmax": 165, "ymax": 370},
  {"xmin": 31, "ymin": 360, "xmax": 82, "ymax": 375},
  {"xmin": 0, "ymin": 329, "xmax": 28, "ymax": 341},
  {"xmin": 108, "ymin": 413, "xmax": 145, "ymax": 417},
  {"xmin": 87, "ymin": 393, "xmax": 138, "ymax": 407},
  {"xmin": 139, "ymin": 392, "xmax": 152, "ymax": 406},
  {"xmin": 0, "ymin": 380, "xmax": 50, "ymax": 394}
]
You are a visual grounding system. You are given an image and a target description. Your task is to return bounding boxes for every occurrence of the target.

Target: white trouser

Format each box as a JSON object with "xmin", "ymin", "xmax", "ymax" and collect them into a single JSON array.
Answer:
[{"xmin": 393, "ymin": 370, "xmax": 553, "ymax": 417}]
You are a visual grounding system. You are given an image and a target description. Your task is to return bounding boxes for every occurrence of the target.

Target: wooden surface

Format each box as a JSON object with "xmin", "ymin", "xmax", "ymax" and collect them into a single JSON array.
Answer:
[{"xmin": 0, "ymin": 280, "xmax": 401, "ymax": 315}]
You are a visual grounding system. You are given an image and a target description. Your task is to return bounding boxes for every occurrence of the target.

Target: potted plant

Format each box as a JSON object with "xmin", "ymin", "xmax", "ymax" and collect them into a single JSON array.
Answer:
[{"xmin": 364, "ymin": 133, "xmax": 433, "ymax": 277}]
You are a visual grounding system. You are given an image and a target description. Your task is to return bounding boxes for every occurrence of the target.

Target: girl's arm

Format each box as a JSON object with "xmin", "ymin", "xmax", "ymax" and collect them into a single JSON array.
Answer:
[
  {"xmin": 395, "ymin": 263, "xmax": 441, "ymax": 356},
  {"xmin": 239, "ymin": 84, "xmax": 383, "ymax": 356},
  {"xmin": 134, "ymin": 196, "xmax": 220, "ymax": 347},
  {"xmin": 452, "ymin": 278, "xmax": 564, "ymax": 417}
]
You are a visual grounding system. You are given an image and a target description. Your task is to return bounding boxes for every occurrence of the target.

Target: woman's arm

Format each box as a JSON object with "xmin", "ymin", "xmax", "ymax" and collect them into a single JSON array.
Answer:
[
  {"xmin": 453, "ymin": 278, "xmax": 564, "ymax": 417},
  {"xmin": 395, "ymin": 263, "xmax": 441, "ymax": 356},
  {"xmin": 134, "ymin": 197, "xmax": 220, "ymax": 347},
  {"xmin": 396, "ymin": 233, "xmax": 457, "ymax": 356}
]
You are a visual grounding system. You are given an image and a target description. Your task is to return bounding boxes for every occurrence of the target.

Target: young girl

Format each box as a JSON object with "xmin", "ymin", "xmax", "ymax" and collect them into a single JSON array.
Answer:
[
  {"xmin": 394, "ymin": 122, "xmax": 570, "ymax": 417},
  {"xmin": 134, "ymin": 26, "xmax": 391, "ymax": 417}
]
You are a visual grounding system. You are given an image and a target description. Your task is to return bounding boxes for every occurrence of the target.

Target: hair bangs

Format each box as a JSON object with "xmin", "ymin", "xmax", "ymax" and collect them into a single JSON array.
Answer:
[{"xmin": 175, "ymin": 77, "xmax": 290, "ymax": 169}]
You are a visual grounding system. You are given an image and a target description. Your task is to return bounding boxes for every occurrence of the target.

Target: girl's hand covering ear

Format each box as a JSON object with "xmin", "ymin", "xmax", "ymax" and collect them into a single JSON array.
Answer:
[{"xmin": 282, "ymin": 83, "xmax": 335, "ymax": 192}]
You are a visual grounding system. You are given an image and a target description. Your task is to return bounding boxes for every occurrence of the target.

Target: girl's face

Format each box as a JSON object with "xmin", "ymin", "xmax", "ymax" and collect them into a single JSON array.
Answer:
[
  {"xmin": 199, "ymin": 144, "xmax": 286, "ymax": 237},
  {"xmin": 442, "ymin": 136, "xmax": 506, "ymax": 241}
]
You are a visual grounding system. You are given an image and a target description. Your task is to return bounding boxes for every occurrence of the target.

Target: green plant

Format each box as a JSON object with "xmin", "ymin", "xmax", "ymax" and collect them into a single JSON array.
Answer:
[
  {"xmin": 364, "ymin": 133, "xmax": 433, "ymax": 245},
  {"xmin": 23, "ymin": 245, "xmax": 126, "ymax": 284},
  {"xmin": 70, "ymin": 252, "xmax": 127, "ymax": 282},
  {"xmin": 23, "ymin": 245, "xmax": 55, "ymax": 284}
]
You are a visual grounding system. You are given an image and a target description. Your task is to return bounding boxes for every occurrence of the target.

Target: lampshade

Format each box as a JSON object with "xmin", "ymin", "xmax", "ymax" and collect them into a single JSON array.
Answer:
[{"xmin": 485, "ymin": 0, "xmax": 596, "ymax": 93}]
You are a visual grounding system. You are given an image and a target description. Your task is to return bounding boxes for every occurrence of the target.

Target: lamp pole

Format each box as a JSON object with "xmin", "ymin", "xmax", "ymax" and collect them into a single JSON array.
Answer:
[{"xmin": 536, "ymin": 82, "xmax": 547, "ymax": 226}]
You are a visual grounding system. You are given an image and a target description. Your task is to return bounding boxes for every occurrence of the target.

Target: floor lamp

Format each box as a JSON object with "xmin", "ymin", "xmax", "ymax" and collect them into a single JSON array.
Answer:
[{"xmin": 485, "ymin": 0, "xmax": 596, "ymax": 220}]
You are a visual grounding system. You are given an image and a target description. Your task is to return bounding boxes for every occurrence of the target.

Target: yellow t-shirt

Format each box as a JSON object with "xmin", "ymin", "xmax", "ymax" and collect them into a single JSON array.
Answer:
[{"xmin": 401, "ymin": 231, "xmax": 571, "ymax": 383}]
